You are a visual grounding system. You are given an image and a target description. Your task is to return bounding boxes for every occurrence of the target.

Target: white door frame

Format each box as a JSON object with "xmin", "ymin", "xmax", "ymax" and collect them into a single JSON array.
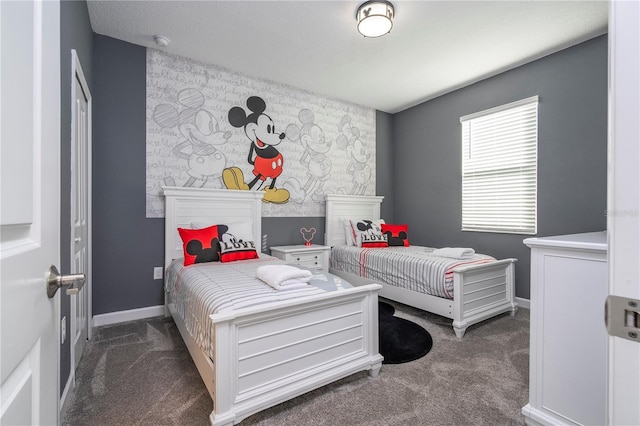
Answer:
[
  {"xmin": 70, "ymin": 48, "xmax": 93, "ymax": 359},
  {"xmin": 607, "ymin": 1, "xmax": 640, "ymax": 424}
]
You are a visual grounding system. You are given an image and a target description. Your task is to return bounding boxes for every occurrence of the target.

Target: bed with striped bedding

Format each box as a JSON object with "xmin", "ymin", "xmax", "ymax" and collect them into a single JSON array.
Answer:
[
  {"xmin": 325, "ymin": 194, "xmax": 517, "ymax": 339},
  {"xmin": 164, "ymin": 188, "xmax": 384, "ymax": 425},
  {"xmin": 165, "ymin": 255, "xmax": 351, "ymax": 360},
  {"xmin": 330, "ymin": 246, "xmax": 496, "ymax": 300}
]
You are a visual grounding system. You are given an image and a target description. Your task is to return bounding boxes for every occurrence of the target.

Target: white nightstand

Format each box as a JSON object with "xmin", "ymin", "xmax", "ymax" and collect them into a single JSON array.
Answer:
[{"xmin": 269, "ymin": 245, "xmax": 331, "ymax": 273}]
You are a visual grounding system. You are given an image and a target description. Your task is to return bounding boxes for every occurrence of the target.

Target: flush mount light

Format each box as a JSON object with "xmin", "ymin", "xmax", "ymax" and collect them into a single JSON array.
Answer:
[{"xmin": 356, "ymin": 1, "xmax": 394, "ymax": 38}]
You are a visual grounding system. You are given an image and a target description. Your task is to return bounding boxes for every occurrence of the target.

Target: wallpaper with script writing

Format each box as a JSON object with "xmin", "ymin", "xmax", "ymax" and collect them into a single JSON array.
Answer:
[{"xmin": 146, "ymin": 49, "xmax": 376, "ymax": 218}]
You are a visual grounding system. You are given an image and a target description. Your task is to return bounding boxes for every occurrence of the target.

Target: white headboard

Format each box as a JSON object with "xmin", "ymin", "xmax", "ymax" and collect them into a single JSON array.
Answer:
[
  {"xmin": 163, "ymin": 187, "xmax": 263, "ymax": 268},
  {"xmin": 325, "ymin": 194, "xmax": 384, "ymax": 247}
]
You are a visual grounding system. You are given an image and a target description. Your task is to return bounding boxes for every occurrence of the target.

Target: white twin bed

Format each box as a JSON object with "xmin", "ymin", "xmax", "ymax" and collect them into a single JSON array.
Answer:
[
  {"xmin": 163, "ymin": 187, "xmax": 383, "ymax": 426},
  {"xmin": 324, "ymin": 194, "xmax": 518, "ymax": 338}
]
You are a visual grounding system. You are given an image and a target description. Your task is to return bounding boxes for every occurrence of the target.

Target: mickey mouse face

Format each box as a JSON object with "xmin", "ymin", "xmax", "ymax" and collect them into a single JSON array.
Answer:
[
  {"xmin": 357, "ymin": 220, "xmax": 374, "ymax": 232},
  {"xmin": 348, "ymin": 138, "xmax": 370, "ymax": 163},
  {"xmin": 228, "ymin": 96, "xmax": 285, "ymax": 149},
  {"xmin": 178, "ymin": 225, "xmax": 228, "ymax": 266},
  {"xmin": 301, "ymin": 124, "xmax": 330, "ymax": 154},
  {"xmin": 185, "ymin": 237, "xmax": 220, "ymax": 264},
  {"xmin": 247, "ymin": 114, "xmax": 285, "ymax": 148},
  {"xmin": 381, "ymin": 223, "xmax": 410, "ymax": 247},
  {"xmin": 179, "ymin": 110, "xmax": 230, "ymax": 146},
  {"xmin": 384, "ymin": 230, "xmax": 407, "ymax": 247}
]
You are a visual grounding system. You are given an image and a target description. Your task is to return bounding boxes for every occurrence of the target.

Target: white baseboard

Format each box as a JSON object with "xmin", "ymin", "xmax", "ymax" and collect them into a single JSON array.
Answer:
[
  {"xmin": 59, "ymin": 369, "xmax": 74, "ymax": 422},
  {"xmin": 92, "ymin": 305, "xmax": 165, "ymax": 327},
  {"xmin": 516, "ymin": 297, "xmax": 530, "ymax": 310}
]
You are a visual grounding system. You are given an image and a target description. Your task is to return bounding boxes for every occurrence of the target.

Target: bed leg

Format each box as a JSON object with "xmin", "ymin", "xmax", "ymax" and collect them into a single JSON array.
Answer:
[
  {"xmin": 453, "ymin": 325, "xmax": 467, "ymax": 339},
  {"xmin": 452, "ymin": 319, "xmax": 468, "ymax": 338},
  {"xmin": 210, "ymin": 411, "xmax": 234, "ymax": 426},
  {"xmin": 164, "ymin": 291, "xmax": 171, "ymax": 318},
  {"xmin": 369, "ymin": 362, "xmax": 382, "ymax": 378}
]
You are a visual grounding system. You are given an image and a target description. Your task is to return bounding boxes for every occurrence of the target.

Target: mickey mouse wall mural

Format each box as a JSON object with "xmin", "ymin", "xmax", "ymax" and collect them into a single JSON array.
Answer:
[
  {"xmin": 145, "ymin": 49, "xmax": 378, "ymax": 218},
  {"xmin": 283, "ymin": 109, "xmax": 332, "ymax": 204},
  {"xmin": 222, "ymin": 96, "xmax": 290, "ymax": 204},
  {"xmin": 153, "ymin": 88, "xmax": 229, "ymax": 188}
]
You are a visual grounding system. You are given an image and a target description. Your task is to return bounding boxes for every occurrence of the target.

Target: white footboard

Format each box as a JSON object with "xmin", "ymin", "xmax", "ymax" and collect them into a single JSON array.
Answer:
[
  {"xmin": 169, "ymin": 283, "xmax": 383, "ymax": 426},
  {"xmin": 451, "ymin": 258, "xmax": 518, "ymax": 338},
  {"xmin": 330, "ymin": 259, "xmax": 517, "ymax": 338}
]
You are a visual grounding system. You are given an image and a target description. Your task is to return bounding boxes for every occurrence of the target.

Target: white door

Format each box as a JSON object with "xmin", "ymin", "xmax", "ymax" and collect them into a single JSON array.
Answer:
[
  {"xmin": 70, "ymin": 51, "xmax": 91, "ymax": 371},
  {"xmin": 0, "ymin": 1, "xmax": 61, "ymax": 425},
  {"xmin": 607, "ymin": 1, "xmax": 640, "ymax": 425}
]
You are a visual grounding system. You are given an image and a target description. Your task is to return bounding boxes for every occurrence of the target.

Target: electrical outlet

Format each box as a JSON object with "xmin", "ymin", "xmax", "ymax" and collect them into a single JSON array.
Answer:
[
  {"xmin": 153, "ymin": 267, "xmax": 163, "ymax": 280},
  {"xmin": 61, "ymin": 317, "xmax": 66, "ymax": 344}
]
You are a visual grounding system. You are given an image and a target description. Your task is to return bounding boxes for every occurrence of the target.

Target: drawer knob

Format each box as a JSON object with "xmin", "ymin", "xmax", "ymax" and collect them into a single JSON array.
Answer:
[
  {"xmin": 314, "ymin": 255, "xmax": 318, "ymax": 259},
  {"xmin": 296, "ymin": 257, "xmax": 300, "ymax": 261}
]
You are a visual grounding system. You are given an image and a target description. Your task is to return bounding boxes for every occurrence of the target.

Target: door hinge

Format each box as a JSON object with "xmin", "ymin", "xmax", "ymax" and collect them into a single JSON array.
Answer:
[{"xmin": 605, "ymin": 295, "xmax": 640, "ymax": 342}]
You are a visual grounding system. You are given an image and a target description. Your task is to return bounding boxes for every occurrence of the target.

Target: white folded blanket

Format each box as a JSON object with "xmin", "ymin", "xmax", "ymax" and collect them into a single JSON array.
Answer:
[
  {"xmin": 256, "ymin": 264, "xmax": 313, "ymax": 290},
  {"xmin": 432, "ymin": 247, "xmax": 475, "ymax": 259}
]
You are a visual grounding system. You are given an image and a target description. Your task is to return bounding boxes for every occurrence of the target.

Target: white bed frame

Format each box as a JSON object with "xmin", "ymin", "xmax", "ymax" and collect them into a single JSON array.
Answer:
[
  {"xmin": 325, "ymin": 194, "xmax": 518, "ymax": 338},
  {"xmin": 163, "ymin": 187, "xmax": 383, "ymax": 426}
]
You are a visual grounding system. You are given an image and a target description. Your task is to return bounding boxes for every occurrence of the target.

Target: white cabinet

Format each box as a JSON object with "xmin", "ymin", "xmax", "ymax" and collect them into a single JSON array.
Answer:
[
  {"xmin": 270, "ymin": 245, "xmax": 331, "ymax": 273},
  {"xmin": 522, "ymin": 232, "xmax": 607, "ymax": 426}
]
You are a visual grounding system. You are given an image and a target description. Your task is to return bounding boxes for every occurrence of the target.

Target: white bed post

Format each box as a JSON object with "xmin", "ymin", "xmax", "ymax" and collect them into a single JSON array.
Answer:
[
  {"xmin": 210, "ymin": 318, "xmax": 235, "ymax": 426},
  {"xmin": 451, "ymin": 277, "xmax": 467, "ymax": 338},
  {"xmin": 367, "ymin": 292, "xmax": 383, "ymax": 376},
  {"xmin": 507, "ymin": 262, "xmax": 518, "ymax": 316}
]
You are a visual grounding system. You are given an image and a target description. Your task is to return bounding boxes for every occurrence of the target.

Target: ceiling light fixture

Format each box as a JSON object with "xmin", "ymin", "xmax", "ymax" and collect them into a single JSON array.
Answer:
[{"xmin": 356, "ymin": 1, "xmax": 394, "ymax": 38}]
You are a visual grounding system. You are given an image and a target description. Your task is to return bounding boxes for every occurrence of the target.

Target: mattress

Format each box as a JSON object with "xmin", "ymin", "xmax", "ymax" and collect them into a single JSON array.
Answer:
[
  {"xmin": 330, "ymin": 245, "xmax": 495, "ymax": 299},
  {"xmin": 165, "ymin": 255, "xmax": 352, "ymax": 359}
]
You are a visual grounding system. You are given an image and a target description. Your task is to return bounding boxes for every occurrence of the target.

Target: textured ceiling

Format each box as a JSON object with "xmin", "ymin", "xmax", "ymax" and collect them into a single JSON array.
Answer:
[{"xmin": 87, "ymin": 1, "xmax": 608, "ymax": 113}]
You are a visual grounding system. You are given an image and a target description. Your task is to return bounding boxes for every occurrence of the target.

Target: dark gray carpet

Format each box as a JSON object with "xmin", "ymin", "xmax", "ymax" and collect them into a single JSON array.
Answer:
[{"xmin": 63, "ymin": 300, "xmax": 529, "ymax": 425}]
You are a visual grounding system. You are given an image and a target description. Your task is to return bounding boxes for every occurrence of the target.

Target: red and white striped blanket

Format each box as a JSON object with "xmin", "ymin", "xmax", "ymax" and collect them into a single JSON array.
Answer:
[
  {"xmin": 165, "ymin": 256, "xmax": 349, "ymax": 359},
  {"xmin": 330, "ymin": 246, "xmax": 495, "ymax": 299}
]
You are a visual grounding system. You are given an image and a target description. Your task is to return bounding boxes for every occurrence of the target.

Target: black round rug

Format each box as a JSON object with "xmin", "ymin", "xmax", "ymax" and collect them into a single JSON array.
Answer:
[{"xmin": 379, "ymin": 301, "xmax": 433, "ymax": 364}]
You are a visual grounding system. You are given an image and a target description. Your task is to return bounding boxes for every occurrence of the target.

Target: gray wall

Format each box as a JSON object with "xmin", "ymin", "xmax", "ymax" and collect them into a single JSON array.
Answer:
[
  {"xmin": 92, "ymin": 36, "xmax": 165, "ymax": 315},
  {"xmin": 392, "ymin": 35, "xmax": 608, "ymax": 299},
  {"xmin": 91, "ymin": 36, "xmax": 396, "ymax": 315},
  {"xmin": 60, "ymin": 0, "xmax": 93, "ymax": 396}
]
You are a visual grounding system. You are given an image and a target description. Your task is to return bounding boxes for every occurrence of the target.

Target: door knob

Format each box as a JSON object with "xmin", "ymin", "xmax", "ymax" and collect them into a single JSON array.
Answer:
[{"xmin": 46, "ymin": 265, "xmax": 85, "ymax": 298}]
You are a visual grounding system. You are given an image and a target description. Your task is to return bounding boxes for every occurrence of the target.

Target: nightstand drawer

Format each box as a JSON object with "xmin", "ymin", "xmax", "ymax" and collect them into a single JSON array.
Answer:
[
  {"xmin": 290, "ymin": 252, "xmax": 323, "ymax": 268},
  {"xmin": 269, "ymin": 245, "xmax": 331, "ymax": 273}
]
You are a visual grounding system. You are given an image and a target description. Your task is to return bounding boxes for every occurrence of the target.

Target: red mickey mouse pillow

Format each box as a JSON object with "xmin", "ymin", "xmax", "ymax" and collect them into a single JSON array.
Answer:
[
  {"xmin": 178, "ymin": 225, "xmax": 223, "ymax": 266},
  {"xmin": 381, "ymin": 223, "xmax": 410, "ymax": 247}
]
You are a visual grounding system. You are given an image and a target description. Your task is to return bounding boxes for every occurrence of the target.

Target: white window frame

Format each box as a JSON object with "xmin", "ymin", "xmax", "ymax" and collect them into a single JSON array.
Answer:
[{"xmin": 460, "ymin": 96, "xmax": 538, "ymax": 235}]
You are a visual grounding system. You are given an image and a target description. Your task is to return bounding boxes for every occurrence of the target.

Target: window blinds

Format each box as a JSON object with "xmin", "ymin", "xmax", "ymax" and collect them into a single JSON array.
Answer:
[{"xmin": 460, "ymin": 96, "xmax": 538, "ymax": 234}]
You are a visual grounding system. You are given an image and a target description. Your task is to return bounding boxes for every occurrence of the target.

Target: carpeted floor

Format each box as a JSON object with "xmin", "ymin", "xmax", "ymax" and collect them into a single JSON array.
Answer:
[{"xmin": 63, "ymin": 299, "xmax": 529, "ymax": 426}]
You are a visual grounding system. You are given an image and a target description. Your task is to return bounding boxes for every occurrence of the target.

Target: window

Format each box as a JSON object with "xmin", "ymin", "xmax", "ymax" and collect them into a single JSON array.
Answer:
[{"xmin": 460, "ymin": 96, "xmax": 538, "ymax": 234}]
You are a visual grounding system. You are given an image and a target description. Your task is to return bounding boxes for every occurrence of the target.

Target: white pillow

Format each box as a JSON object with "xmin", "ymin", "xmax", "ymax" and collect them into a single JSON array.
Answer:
[
  {"xmin": 343, "ymin": 219, "xmax": 356, "ymax": 246},
  {"xmin": 190, "ymin": 221, "xmax": 210, "ymax": 230},
  {"xmin": 350, "ymin": 219, "xmax": 385, "ymax": 247},
  {"xmin": 191, "ymin": 220, "xmax": 254, "ymax": 243}
]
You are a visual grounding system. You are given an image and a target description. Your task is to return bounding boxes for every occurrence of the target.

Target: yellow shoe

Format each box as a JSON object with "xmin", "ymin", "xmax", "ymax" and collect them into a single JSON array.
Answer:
[
  {"xmin": 262, "ymin": 187, "xmax": 290, "ymax": 204},
  {"xmin": 222, "ymin": 167, "xmax": 249, "ymax": 190}
]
